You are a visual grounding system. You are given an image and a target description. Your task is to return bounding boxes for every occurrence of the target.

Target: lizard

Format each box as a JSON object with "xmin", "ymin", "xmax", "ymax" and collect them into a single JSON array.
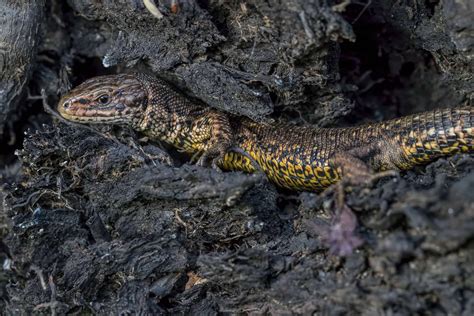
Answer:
[
  {"xmin": 57, "ymin": 73, "xmax": 473, "ymax": 191},
  {"xmin": 57, "ymin": 73, "xmax": 473, "ymax": 254}
]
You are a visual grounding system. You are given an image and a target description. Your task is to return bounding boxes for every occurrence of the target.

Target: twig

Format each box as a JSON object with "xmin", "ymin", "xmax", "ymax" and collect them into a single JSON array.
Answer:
[
  {"xmin": 352, "ymin": 0, "xmax": 372, "ymax": 24},
  {"xmin": 143, "ymin": 0, "xmax": 164, "ymax": 19}
]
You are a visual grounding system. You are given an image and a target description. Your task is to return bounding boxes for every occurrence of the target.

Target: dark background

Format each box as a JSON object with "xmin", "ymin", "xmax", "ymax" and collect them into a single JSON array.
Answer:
[{"xmin": 0, "ymin": 0, "xmax": 473, "ymax": 314}]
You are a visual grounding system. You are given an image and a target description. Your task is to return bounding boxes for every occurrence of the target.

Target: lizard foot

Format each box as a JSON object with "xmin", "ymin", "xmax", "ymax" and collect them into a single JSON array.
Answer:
[
  {"xmin": 306, "ymin": 183, "xmax": 363, "ymax": 257},
  {"xmin": 195, "ymin": 145, "xmax": 229, "ymax": 171},
  {"xmin": 367, "ymin": 169, "xmax": 399, "ymax": 185},
  {"xmin": 319, "ymin": 153, "xmax": 398, "ymax": 256}
]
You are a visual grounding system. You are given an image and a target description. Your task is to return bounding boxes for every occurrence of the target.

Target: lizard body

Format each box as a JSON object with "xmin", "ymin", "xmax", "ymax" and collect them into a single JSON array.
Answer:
[{"xmin": 58, "ymin": 73, "xmax": 473, "ymax": 192}]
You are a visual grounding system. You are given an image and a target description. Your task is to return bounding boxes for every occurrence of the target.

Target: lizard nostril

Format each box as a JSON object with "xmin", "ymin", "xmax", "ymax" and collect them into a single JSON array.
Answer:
[{"xmin": 63, "ymin": 101, "xmax": 71, "ymax": 109}]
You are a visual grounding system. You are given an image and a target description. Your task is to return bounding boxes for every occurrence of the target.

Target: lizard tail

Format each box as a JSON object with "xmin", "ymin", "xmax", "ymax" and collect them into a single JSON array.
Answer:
[{"xmin": 392, "ymin": 106, "xmax": 473, "ymax": 169}]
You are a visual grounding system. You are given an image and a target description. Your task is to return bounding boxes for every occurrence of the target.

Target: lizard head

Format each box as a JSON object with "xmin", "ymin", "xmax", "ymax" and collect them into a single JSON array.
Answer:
[{"xmin": 58, "ymin": 73, "xmax": 148, "ymax": 127}]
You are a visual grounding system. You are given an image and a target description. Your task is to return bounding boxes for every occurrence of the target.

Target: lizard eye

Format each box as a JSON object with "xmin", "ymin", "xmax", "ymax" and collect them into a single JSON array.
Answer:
[{"xmin": 98, "ymin": 94, "xmax": 110, "ymax": 104}]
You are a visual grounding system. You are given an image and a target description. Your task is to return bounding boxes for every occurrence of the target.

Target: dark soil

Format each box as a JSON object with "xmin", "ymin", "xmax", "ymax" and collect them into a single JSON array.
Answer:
[{"xmin": 0, "ymin": 0, "xmax": 473, "ymax": 314}]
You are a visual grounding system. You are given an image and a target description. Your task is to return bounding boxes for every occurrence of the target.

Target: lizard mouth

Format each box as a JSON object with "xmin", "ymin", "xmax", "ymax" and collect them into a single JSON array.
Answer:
[
  {"xmin": 58, "ymin": 111, "xmax": 126, "ymax": 123},
  {"xmin": 58, "ymin": 105, "xmax": 127, "ymax": 123}
]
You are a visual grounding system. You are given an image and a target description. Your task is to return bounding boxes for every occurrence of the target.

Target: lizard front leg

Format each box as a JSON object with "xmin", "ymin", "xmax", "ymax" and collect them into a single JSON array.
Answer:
[{"xmin": 195, "ymin": 111, "xmax": 234, "ymax": 168}]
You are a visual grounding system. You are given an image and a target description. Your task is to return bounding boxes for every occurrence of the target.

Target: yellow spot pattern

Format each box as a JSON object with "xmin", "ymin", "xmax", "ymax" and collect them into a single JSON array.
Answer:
[
  {"xmin": 221, "ymin": 146, "xmax": 341, "ymax": 192},
  {"xmin": 221, "ymin": 107, "xmax": 472, "ymax": 191}
]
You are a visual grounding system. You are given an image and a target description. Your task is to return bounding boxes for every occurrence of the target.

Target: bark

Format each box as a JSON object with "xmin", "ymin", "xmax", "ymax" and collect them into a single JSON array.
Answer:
[{"xmin": 0, "ymin": 0, "xmax": 44, "ymax": 136}]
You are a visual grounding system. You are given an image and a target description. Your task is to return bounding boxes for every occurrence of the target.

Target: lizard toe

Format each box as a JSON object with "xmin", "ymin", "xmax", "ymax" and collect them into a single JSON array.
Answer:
[
  {"xmin": 211, "ymin": 157, "xmax": 224, "ymax": 172},
  {"xmin": 196, "ymin": 154, "xmax": 209, "ymax": 167}
]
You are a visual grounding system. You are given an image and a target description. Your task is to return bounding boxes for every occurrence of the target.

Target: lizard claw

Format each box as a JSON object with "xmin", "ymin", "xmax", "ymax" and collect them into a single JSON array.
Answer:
[
  {"xmin": 196, "ymin": 154, "xmax": 209, "ymax": 167},
  {"xmin": 211, "ymin": 157, "xmax": 224, "ymax": 172},
  {"xmin": 190, "ymin": 150, "xmax": 203, "ymax": 164},
  {"xmin": 195, "ymin": 150, "xmax": 225, "ymax": 171},
  {"xmin": 367, "ymin": 169, "xmax": 399, "ymax": 185}
]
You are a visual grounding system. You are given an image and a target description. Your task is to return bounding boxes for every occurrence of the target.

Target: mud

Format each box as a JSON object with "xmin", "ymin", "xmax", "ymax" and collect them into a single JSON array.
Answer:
[{"xmin": 0, "ymin": 0, "xmax": 473, "ymax": 314}]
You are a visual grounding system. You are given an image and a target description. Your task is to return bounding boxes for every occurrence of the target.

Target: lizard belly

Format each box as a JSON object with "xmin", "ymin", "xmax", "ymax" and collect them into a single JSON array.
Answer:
[{"xmin": 222, "ymin": 147, "xmax": 342, "ymax": 192}]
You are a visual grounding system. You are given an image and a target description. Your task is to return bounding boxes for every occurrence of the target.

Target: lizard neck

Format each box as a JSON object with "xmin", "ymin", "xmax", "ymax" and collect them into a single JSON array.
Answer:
[{"xmin": 133, "ymin": 73, "xmax": 210, "ymax": 152}]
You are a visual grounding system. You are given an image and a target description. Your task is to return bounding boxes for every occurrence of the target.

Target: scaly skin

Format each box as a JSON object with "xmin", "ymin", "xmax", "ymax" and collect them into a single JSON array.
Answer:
[{"xmin": 58, "ymin": 73, "xmax": 473, "ymax": 192}]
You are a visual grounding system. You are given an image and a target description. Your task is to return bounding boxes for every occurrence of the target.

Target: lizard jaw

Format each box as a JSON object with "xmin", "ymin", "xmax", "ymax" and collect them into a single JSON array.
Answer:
[
  {"xmin": 58, "ymin": 112, "xmax": 126, "ymax": 124},
  {"xmin": 57, "ymin": 105, "xmax": 129, "ymax": 123}
]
